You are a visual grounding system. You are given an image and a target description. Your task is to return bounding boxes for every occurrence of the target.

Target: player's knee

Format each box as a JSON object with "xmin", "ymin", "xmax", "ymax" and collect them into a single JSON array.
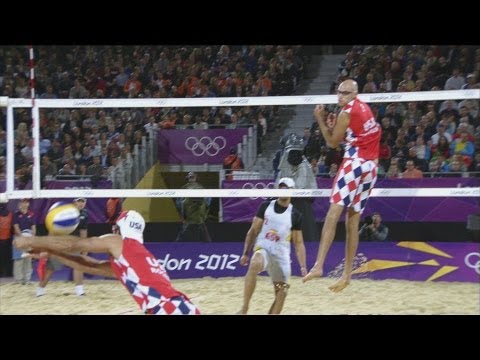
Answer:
[
  {"xmin": 249, "ymin": 259, "xmax": 264, "ymax": 273},
  {"xmin": 274, "ymin": 282, "xmax": 289, "ymax": 297},
  {"xmin": 250, "ymin": 254, "xmax": 264, "ymax": 273}
]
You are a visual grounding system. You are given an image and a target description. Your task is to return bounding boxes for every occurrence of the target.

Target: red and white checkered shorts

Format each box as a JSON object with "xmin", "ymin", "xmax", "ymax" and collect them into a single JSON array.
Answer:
[
  {"xmin": 330, "ymin": 158, "xmax": 378, "ymax": 214},
  {"xmin": 145, "ymin": 296, "xmax": 201, "ymax": 315}
]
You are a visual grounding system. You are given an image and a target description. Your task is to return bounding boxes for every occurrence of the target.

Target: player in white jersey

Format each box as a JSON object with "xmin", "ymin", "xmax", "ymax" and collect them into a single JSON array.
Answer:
[{"xmin": 238, "ymin": 177, "xmax": 307, "ymax": 314}]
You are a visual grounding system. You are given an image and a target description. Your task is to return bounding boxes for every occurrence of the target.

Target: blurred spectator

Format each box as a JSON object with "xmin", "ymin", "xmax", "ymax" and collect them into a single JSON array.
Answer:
[
  {"xmin": 69, "ymin": 78, "xmax": 89, "ymax": 98},
  {"xmin": 386, "ymin": 157, "xmax": 401, "ymax": 178},
  {"xmin": 402, "ymin": 160, "xmax": 423, "ymax": 178},
  {"xmin": 462, "ymin": 73, "xmax": 479, "ymax": 89},
  {"xmin": 0, "ymin": 156, "xmax": 6, "ymax": 178},
  {"xmin": 20, "ymin": 138, "xmax": 34, "ymax": 163},
  {"xmin": 40, "ymin": 84, "xmax": 57, "ymax": 99},
  {"xmin": 40, "ymin": 155, "xmax": 57, "ymax": 183},
  {"xmin": 442, "ymin": 159, "xmax": 464, "ymax": 177},
  {"xmin": 428, "ymin": 158, "xmax": 443, "ymax": 176},
  {"xmin": 378, "ymin": 135, "xmax": 392, "ymax": 172},
  {"xmin": 144, "ymin": 116, "xmax": 159, "ymax": 138},
  {"xmin": 98, "ymin": 146, "xmax": 110, "ymax": 168},
  {"xmin": 359, "ymin": 212, "xmax": 389, "ymax": 241},
  {"xmin": 304, "ymin": 128, "xmax": 323, "ymax": 164},
  {"xmin": 439, "ymin": 100, "xmax": 459, "ymax": 120},
  {"xmin": 223, "ymin": 147, "xmax": 245, "ymax": 181},
  {"xmin": 0, "ymin": 131, "xmax": 6, "ymax": 157},
  {"xmin": 175, "ymin": 172, "xmax": 212, "ymax": 242},
  {"xmin": 405, "ymin": 147, "xmax": 426, "ymax": 172},
  {"xmin": 316, "ymin": 148, "xmax": 328, "ymax": 175},
  {"xmin": 78, "ymin": 146, "xmax": 93, "ymax": 167},
  {"xmin": 77, "ymin": 163, "xmax": 89, "ymax": 178},
  {"xmin": 325, "ymin": 145, "xmax": 343, "ymax": 169},
  {"xmin": 39, "ymin": 135, "xmax": 52, "ymax": 156},
  {"xmin": 87, "ymin": 155, "xmax": 104, "ymax": 185},
  {"xmin": 431, "ymin": 124, "xmax": 452, "ymax": 145},
  {"xmin": 0, "ymin": 202, "xmax": 13, "ymax": 277},
  {"xmin": 257, "ymin": 111, "xmax": 267, "ymax": 137},
  {"xmin": 192, "ymin": 115, "xmax": 208, "ymax": 129},
  {"xmin": 328, "ymin": 163, "xmax": 338, "ymax": 178},
  {"xmin": 302, "ymin": 127, "xmax": 311, "ymax": 143},
  {"xmin": 450, "ymin": 130, "xmax": 474, "ymax": 167},
  {"xmin": 159, "ymin": 113, "xmax": 176, "ymax": 130},
  {"xmin": 16, "ymin": 163, "xmax": 32, "ymax": 190},
  {"xmin": 444, "ymin": 68, "xmax": 465, "ymax": 90},
  {"xmin": 123, "ymin": 72, "xmax": 142, "ymax": 98},
  {"xmin": 272, "ymin": 135, "xmax": 289, "ymax": 179},
  {"xmin": 430, "ymin": 135, "xmax": 451, "ymax": 160},
  {"xmin": 176, "ymin": 114, "xmax": 193, "ymax": 130},
  {"xmin": 471, "ymin": 153, "xmax": 480, "ymax": 173},
  {"xmin": 380, "ymin": 116, "xmax": 397, "ymax": 145},
  {"xmin": 106, "ymin": 197, "xmax": 123, "ymax": 226},
  {"xmin": 107, "ymin": 156, "xmax": 125, "ymax": 188},
  {"xmin": 12, "ymin": 199, "xmax": 36, "ymax": 285}
]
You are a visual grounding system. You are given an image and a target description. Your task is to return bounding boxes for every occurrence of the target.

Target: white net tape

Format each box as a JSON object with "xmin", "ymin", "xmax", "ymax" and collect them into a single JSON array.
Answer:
[
  {"xmin": 2, "ymin": 187, "xmax": 479, "ymax": 200},
  {"xmin": 2, "ymin": 89, "xmax": 479, "ymax": 108}
]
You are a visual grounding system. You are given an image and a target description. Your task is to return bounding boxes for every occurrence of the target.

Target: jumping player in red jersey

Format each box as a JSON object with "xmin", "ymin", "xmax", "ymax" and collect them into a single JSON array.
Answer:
[
  {"xmin": 303, "ymin": 79, "xmax": 381, "ymax": 292},
  {"xmin": 14, "ymin": 210, "xmax": 200, "ymax": 315}
]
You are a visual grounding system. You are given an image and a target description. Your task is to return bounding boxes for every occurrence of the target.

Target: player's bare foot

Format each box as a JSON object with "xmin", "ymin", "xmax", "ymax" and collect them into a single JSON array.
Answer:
[
  {"xmin": 236, "ymin": 307, "xmax": 248, "ymax": 314},
  {"xmin": 328, "ymin": 278, "xmax": 350, "ymax": 293},
  {"xmin": 302, "ymin": 266, "xmax": 323, "ymax": 283}
]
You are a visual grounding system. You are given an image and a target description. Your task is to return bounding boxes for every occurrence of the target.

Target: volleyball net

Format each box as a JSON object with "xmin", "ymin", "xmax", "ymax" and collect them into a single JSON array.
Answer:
[{"xmin": 1, "ymin": 89, "xmax": 479, "ymax": 202}]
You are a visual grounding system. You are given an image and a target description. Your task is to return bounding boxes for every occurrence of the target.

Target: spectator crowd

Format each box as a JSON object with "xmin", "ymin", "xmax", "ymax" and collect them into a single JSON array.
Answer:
[
  {"xmin": 0, "ymin": 45, "xmax": 306, "ymax": 187},
  {"xmin": 1, "ymin": 45, "xmax": 479, "ymax": 186}
]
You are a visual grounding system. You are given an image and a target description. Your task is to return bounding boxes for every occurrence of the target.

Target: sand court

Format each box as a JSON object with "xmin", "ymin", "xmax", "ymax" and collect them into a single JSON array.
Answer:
[{"xmin": 1, "ymin": 276, "xmax": 478, "ymax": 315}]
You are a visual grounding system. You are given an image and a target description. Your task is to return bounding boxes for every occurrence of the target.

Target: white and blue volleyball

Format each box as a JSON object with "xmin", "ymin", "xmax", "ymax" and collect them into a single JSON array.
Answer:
[{"xmin": 45, "ymin": 201, "xmax": 80, "ymax": 235}]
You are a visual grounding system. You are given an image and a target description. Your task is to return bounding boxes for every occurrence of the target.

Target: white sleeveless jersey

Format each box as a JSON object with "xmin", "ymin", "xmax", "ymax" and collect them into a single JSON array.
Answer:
[{"xmin": 255, "ymin": 200, "xmax": 293, "ymax": 254}]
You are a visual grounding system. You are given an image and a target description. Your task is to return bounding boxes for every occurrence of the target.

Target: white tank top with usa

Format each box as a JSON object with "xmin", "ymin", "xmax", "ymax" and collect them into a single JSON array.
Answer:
[{"xmin": 255, "ymin": 200, "xmax": 293, "ymax": 255}]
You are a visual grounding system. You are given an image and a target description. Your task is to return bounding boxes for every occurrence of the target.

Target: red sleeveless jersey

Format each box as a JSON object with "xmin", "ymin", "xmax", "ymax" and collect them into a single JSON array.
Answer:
[
  {"xmin": 342, "ymin": 98, "xmax": 381, "ymax": 160},
  {"xmin": 110, "ymin": 239, "xmax": 185, "ymax": 311}
]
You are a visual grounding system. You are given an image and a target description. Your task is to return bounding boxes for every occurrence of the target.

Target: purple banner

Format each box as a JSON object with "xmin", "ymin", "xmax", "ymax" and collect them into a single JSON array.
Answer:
[
  {"xmin": 1, "ymin": 180, "xmax": 112, "ymax": 224},
  {"xmin": 30, "ymin": 242, "xmax": 480, "ymax": 283},
  {"xmin": 157, "ymin": 129, "xmax": 248, "ymax": 164},
  {"xmin": 222, "ymin": 178, "xmax": 480, "ymax": 222}
]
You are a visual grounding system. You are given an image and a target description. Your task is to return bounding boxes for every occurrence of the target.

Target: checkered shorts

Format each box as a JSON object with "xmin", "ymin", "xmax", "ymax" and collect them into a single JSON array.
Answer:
[
  {"xmin": 145, "ymin": 296, "xmax": 201, "ymax": 315},
  {"xmin": 330, "ymin": 158, "xmax": 378, "ymax": 214}
]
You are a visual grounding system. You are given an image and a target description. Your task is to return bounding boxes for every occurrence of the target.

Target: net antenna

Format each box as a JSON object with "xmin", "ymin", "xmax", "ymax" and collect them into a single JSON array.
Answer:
[
  {"xmin": 1, "ymin": 89, "xmax": 479, "ymax": 200},
  {"xmin": 29, "ymin": 45, "xmax": 41, "ymax": 199}
]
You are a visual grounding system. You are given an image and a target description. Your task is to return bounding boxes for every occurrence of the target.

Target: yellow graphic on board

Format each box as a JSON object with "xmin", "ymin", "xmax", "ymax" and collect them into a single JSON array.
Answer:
[{"xmin": 353, "ymin": 242, "xmax": 456, "ymax": 281}]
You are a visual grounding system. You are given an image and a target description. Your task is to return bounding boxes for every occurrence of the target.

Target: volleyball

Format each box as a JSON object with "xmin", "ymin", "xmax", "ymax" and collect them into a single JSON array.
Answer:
[{"xmin": 45, "ymin": 202, "xmax": 80, "ymax": 235}]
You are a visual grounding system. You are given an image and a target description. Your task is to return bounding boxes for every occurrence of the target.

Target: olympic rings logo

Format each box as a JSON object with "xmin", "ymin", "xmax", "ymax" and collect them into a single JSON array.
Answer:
[
  {"xmin": 242, "ymin": 182, "xmax": 275, "ymax": 199},
  {"xmin": 185, "ymin": 136, "xmax": 226, "ymax": 157},
  {"xmin": 464, "ymin": 252, "xmax": 480, "ymax": 275}
]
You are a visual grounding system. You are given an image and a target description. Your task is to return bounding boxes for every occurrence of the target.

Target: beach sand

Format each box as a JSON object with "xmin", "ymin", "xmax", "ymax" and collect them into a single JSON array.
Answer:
[{"xmin": 1, "ymin": 276, "xmax": 478, "ymax": 315}]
